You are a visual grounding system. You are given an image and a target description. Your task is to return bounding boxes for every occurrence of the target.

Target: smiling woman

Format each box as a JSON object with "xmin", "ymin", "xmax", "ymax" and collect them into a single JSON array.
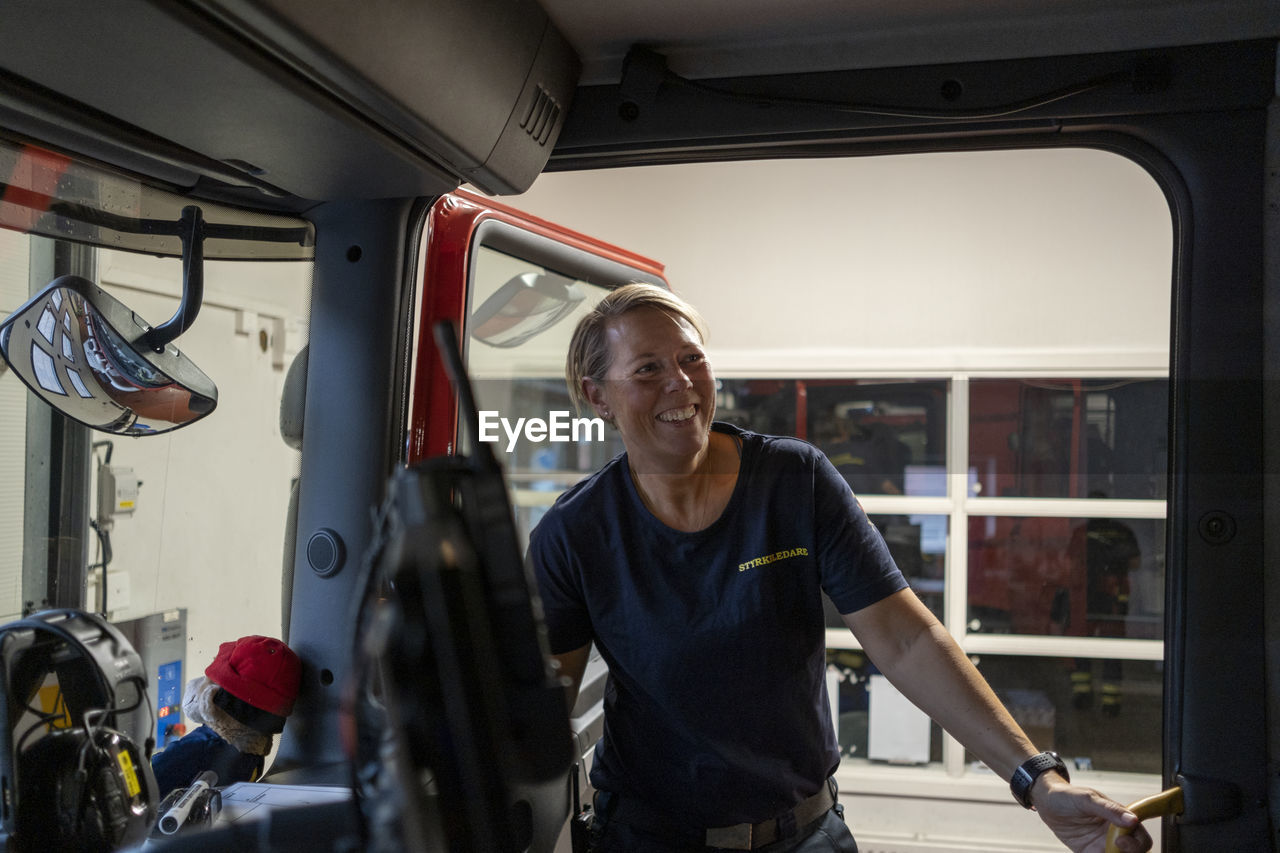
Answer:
[{"xmin": 527, "ymin": 282, "xmax": 1151, "ymax": 853}]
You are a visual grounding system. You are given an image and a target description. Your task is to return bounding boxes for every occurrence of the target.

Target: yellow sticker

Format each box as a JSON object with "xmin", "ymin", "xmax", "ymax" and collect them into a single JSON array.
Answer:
[
  {"xmin": 36, "ymin": 684, "xmax": 72, "ymax": 730},
  {"xmin": 116, "ymin": 749, "xmax": 141, "ymax": 798}
]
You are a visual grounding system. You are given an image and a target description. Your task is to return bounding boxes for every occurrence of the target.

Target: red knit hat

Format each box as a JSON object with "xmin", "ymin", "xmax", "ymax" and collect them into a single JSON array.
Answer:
[{"xmin": 205, "ymin": 636, "xmax": 301, "ymax": 730}]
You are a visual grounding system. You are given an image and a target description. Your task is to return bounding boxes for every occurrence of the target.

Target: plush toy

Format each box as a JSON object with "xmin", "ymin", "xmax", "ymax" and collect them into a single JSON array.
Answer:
[{"xmin": 151, "ymin": 635, "xmax": 301, "ymax": 798}]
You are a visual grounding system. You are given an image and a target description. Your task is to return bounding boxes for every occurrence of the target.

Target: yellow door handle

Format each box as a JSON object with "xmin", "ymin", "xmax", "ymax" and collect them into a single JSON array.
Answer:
[{"xmin": 1105, "ymin": 786, "xmax": 1183, "ymax": 853}]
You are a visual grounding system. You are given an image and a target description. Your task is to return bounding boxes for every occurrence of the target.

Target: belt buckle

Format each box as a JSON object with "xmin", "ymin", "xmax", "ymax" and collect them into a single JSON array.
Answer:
[{"xmin": 705, "ymin": 822, "xmax": 753, "ymax": 849}]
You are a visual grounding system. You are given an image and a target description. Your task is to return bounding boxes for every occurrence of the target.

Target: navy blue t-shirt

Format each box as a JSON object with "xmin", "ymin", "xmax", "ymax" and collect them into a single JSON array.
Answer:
[
  {"xmin": 529, "ymin": 423, "xmax": 907, "ymax": 828},
  {"xmin": 150, "ymin": 724, "xmax": 264, "ymax": 799}
]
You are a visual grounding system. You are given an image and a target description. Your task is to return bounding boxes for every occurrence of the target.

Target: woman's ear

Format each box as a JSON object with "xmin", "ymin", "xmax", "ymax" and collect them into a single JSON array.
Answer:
[{"xmin": 582, "ymin": 377, "xmax": 611, "ymax": 422}]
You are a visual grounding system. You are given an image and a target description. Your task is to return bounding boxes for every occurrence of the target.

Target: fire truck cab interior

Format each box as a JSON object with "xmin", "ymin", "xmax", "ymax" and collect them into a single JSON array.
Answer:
[{"xmin": 0, "ymin": 0, "xmax": 1278, "ymax": 850}]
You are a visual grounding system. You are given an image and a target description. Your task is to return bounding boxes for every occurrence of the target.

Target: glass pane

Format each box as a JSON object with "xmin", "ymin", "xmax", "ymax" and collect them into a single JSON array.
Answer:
[
  {"xmin": 715, "ymin": 379, "xmax": 797, "ymax": 437},
  {"xmin": 828, "ymin": 647, "xmax": 944, "ymax": 766},
  {"xmin": 465, "ymin": 245, "xmax": 624, "ymax": 547},
  {"xmin": 1, "ymin": 242, "xmax": 311, "ymax": 750},
  {"xmin": 718, "ymin": 378, "xmax": 948, "ymax": 496},
  {"xmin": 0, "ymin": 139, "xmax": 315, "ymax": 738},
  {"xmin": 969, "ymin": 378, "xmax": 1168, "ymax": 499},
  {"xmin": 824, "ymin": 513, "xmax": 946, "ymax": 628},
  {"xmin": 84, "ymin": 249, "xmax": 311, "ymax": 672},
  {"xmin": 968, "ymin": 515, "xmax": 1164, "ymax": 640},
  {"xmin": 965, "ymin": 655, "xmax": 1161, "ymax": 774}
]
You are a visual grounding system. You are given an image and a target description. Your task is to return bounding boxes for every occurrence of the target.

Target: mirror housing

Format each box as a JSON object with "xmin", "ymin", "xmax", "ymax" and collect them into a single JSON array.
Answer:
[
  {"xmin": 0, "ymin": 275, "xmax": 217, "ymax": 435},
  {"xmin": 470, "ymin": 272, "xmax": 584, "ymax": 348}
]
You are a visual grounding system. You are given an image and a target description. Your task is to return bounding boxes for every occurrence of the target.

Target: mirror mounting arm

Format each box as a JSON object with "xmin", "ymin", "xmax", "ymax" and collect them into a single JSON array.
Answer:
[{"xmin": 141, "ymin": 205, "xmax": 205, "ymax": 353}]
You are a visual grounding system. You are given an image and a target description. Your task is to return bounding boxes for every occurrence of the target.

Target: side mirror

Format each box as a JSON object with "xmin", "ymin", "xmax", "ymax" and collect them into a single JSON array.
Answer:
[
  {"xmin": 0, "ymin": 275, "xmax": 216, "ymax": 435},
  {"xmin": 470, "ymin": 272, "xmax": 584, "ymax": 348}
]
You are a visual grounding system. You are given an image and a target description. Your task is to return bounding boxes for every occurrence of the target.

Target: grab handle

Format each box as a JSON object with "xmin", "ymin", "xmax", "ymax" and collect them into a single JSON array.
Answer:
[{"xmin": 1105, "ymin": 786, "xmax": 1183, "ymax": 853}]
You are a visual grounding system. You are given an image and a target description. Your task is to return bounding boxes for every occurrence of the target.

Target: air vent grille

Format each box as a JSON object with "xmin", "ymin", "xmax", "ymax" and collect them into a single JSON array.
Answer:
[{"xmin": 520, "ymin": 85, "xmax": 561, "ymax": 146}]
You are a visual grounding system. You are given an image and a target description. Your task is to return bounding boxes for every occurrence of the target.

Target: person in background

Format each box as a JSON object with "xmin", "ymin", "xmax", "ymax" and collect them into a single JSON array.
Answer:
[
  {"xmin": 816, "ymin": 412, "xmax": 908, "ymax": 497},
  {"xmin": 529, "ymin": 283, "xmax": 1152, "ymax": 853},
  {"xmin": 151, "ymin": 635, "xmax": 301, "ymax": 798},
  {"xmin": 1066, "ymin": 504, "xmax": 1142, "ymax": 715}
]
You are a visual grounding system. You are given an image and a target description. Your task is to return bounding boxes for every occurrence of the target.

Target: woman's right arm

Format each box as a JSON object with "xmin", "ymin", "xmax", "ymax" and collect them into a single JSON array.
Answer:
[
  {"xmin": 528, "ymin": 513, "xmax": 593, "ymax": 710},
  {"xmin": 551, "ymin": 643, "xmax": 592, "ymax": 710}
]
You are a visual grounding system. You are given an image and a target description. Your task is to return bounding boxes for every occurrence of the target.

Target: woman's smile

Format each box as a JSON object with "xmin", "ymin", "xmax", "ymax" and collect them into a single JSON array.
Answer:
[{"xmin": 657, "ymin": 404, "xmax": 698, "ymax": 423}]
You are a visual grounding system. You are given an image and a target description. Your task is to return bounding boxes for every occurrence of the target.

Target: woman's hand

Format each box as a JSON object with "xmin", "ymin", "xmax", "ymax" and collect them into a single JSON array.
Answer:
[
  {"xmin": 1032, "ymin": 774, "xmax": 1153, "ymax": 853},
  {"xmin": 844, "ymin": 592, "xmax": 1153, "ymax": 852}
]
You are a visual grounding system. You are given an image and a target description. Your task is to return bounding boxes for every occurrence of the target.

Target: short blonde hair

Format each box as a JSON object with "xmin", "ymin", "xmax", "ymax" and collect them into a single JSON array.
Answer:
[{"xmin": 565, "ymin": 283, "xmax": 709, "ymax": 415}]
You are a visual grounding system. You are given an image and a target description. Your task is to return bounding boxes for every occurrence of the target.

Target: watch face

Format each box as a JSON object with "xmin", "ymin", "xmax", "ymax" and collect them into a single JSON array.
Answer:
[{"xmin": 1011, "ymin": 768, "xmax": 1035, "ymax": 807}]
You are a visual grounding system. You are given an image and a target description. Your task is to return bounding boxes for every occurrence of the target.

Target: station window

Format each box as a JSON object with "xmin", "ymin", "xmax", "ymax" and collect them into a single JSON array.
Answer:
[
  {"xmin": 964, "ymin": 655, "xmax": 1163, "ymax": 775},
  {"xmin": 716, "ymin": 375, "xmax": 1167, "ymax": 775},
  {"xmin": 969, "ymin": 378, "xmax": 1168, "ymax": 500},
  {"xmin": 967, "ymin": 515, "xmax": 1165, "ymax": 641},
  {"xmin": 717, "ymin": 379, "xmax": 948, "ymax": 497}
]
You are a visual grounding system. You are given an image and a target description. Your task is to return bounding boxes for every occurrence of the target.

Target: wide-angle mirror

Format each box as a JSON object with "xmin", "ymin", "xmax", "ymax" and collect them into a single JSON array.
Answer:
[
  {"xmin": 470, "ymin": 271, "xmax": 584, "ymax": 348},
  {"xmin": 0, "ymin": 274, "xmax": 216, "ymax": 435}
]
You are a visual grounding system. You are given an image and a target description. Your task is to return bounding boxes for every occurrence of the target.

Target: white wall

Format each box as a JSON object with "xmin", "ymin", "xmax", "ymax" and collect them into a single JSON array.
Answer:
[
  {"xmin": 90, "ymin": 250, "xmax": 310, "ymax": 678},
  {"xmin": 0, "ymin": 228, "xmax": 29, "ymax": 619},
  {"xmin": 504, "ymin": 148, "xmax": 1173, "ymax": 374}
]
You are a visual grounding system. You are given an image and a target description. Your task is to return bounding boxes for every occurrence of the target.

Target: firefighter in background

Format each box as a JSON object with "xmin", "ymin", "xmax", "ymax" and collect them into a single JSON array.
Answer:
[
  {"xmin": 815, "ymin": 413, "xmax": 908, "ymax": 497},
  {"xmin": 1063, "ymin": 505, "xmax": 1141, "ymax": 715}
]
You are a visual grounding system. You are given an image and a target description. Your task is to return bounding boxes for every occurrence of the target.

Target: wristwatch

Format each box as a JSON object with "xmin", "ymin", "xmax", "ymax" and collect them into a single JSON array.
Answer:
[{"xmin": 1010, "ymin": 751, "xmax": 1070, "ymax": 809}]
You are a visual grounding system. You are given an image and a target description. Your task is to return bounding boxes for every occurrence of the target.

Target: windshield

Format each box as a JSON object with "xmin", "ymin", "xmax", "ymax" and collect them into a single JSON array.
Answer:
[{"xmin": 0, "ymin": 143, "xmax": 312, "ymax": 754}]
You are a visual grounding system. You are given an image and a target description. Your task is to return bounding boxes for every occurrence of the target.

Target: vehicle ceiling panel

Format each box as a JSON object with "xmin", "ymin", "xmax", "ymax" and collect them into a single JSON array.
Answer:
[
  {"xmin": 0, "ymin": 0, "xmax": 577, "ymax": 208},
  {"xmin": 0, "ymin": 0, "xmax": 1275, "ymax": 209},
  {"xmin": 0, "ymin": 2, "xmax": 459, "ymax": 210},
  {"xmin": 540, "ymin": 0, "xmax": 1280, "ymax": 84}
]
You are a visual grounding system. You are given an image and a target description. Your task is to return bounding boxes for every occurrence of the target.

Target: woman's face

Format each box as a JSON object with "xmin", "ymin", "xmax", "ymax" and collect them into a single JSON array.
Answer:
[{"xmin": 584, "ymin": 306, "xmax": 716, "ymax": 469}]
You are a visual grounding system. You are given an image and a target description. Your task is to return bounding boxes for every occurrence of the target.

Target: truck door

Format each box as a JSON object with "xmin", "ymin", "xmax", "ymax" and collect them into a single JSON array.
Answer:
[
  {"xmin": 408, "ymin": 188, "xmax": 665, "ymax": 476},
  {"xmin": 406, "ymin": 189, "xmax": 668, "ymax": 848}
]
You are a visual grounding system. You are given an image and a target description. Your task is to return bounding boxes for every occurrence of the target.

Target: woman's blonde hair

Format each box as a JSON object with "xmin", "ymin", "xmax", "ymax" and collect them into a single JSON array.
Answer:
[{"xmin": 565, "ymin": 283, "xmax": 709, "ymax": 416}]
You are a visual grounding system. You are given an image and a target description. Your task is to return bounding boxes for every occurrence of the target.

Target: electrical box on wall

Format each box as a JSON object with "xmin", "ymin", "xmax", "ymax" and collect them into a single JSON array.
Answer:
[{"xmin": 97, "ymin": 465, "xmax": 141, "ymax": 524}]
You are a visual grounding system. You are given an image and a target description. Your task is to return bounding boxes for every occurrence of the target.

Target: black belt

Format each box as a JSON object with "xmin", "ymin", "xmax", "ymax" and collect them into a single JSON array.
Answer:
[{"xmin": 604, "ymin": 780, "xmax": 836, "ymax": 851}]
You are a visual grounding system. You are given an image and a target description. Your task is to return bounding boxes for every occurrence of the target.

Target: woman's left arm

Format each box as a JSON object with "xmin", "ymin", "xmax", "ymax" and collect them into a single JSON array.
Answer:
[{"xmin": 842, "ymin": 588, "xmax": 1152, "ymax": 853}]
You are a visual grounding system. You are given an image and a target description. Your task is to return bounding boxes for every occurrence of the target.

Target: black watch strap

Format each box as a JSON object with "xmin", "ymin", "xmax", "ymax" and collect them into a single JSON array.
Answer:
[{"xmin": 1010, "ymin": 751, "xmax": 1069, "ymax": 809}]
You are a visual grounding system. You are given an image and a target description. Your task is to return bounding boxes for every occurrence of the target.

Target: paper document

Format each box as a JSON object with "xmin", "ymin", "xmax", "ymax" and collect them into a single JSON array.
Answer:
[{"xmin": 216, "ymin": 782, "xmax": 353, "ymax": 824}]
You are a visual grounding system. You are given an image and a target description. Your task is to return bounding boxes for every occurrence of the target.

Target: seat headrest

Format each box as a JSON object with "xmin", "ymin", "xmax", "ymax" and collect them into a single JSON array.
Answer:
[{"xmin": 280, "ymin": 345, "xmax": 308, "ymax": 451}]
